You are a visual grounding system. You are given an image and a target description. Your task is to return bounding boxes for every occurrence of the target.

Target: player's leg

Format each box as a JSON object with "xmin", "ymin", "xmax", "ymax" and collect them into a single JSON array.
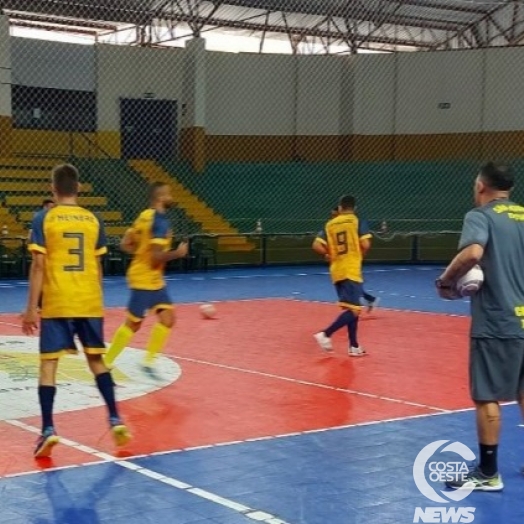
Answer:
[
  {"xmin": 314, "ymin": 280, "xmax": 363, "ymax": 355},
  {"xmin": 35, "ymin": 319, "xmax": 77, "ymax": 458},
  {"xmin": 341, "ymin": 281, "xmax": 365, "ymax": 356},
  {"xmin": 142, "ymin": 289, "xmax": 174, "ymax": 374},
  {"xmin": 515, "ymin": 341, "xmax": 524, "ymax": 475},
  {"xmin": 104, "ymin": 290, "xmax": 144, "ymax": 366},
  {"xmin": 447, "ymin": 338, "xmax": 511, "ymax": 491},
  {"xmin": 362, "ymin": 288, "xmax": 379, "ymax": 312},
  {"xmin": 35, "ymin": 358, "xmax": 60, "ymax": 458},
  {"xmin": 362, "ymin": 289, "xmax": 374, "ymax": 303},
  {"xmin": 314, "ymin": 281, "xmax": 355, "ymax": 352},
  {"xmin": 77, "ymin": 318, "xmax": 131, "ymax": 447}
]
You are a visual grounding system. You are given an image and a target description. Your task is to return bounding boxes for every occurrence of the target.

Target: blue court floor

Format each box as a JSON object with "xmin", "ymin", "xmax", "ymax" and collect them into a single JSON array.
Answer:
[
  {"xmin": 2, "ymin": 406, "xmax": 524, "ymax": 524},
  {"xmin": 0, "ymin": 264, "xmax": 470, "ymax": 315},
  {"xmin": 0, "ymin": 265, "xmax": 521, "ymax": 524}
]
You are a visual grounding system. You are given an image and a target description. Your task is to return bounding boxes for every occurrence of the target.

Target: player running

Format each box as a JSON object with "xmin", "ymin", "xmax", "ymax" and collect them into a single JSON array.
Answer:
[
  {"xmin": 104, "ymin": 182, "xmax": 188, "ymax": 378},
  {"xmin": 327, "ymin": 206, "xmax": 379, "ymax": 312},
  {"xmin": 313, "ymin": 196, "xmax": 372, "ymax": 356}
]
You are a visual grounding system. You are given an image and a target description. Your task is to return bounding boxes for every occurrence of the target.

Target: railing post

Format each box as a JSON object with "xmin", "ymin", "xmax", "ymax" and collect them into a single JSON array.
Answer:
[
  {"xmin": 261, "ymin": 234, "xmax": 267, "ymax": 266},
  {"xmin": 411, "ymin": 234, "xmax": 420, "ymax": 263}
]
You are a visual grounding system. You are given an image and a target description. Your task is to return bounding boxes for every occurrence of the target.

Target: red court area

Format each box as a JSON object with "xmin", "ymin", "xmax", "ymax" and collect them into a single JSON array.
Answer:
[{"xmin": 0, "ymin": 299, "xmax": 472, "ymax": 476}]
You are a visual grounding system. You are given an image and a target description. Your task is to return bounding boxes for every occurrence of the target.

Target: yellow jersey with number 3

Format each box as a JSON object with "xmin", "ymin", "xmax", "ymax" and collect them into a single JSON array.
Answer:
[
  {"xmin": 28, "ymin": 205, "xmax": 107, "ymax": 318},
  {"xmin": 126, "ymin": 209, "xmax": 172, "ymax": 291},
  {"xmin": 316, "ymin": 212, "xmax": 372, "ymax": 283}
]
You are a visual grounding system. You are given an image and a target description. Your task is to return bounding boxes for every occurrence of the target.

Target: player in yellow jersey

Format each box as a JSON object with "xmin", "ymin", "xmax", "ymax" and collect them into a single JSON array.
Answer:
[
  {"xmin": 328, "ymin": 206, "xmax": 379, "ymax": 312},
  {"xmin": 21, "ymin": 164, "xmax": 130, "ymax": 458},
  {"xmin": 312, "ymin": 195, "xmax": 372, "ymax": 356},
  {"xmin": 104, "ymin": 182, "xmax": 188, "ymax": 379}
]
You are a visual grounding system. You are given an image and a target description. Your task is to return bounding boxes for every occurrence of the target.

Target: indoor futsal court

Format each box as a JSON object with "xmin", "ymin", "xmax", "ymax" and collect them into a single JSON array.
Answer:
[{"xmin": 1, "ymin": 265, "xmax": 523, "ymax": 524}]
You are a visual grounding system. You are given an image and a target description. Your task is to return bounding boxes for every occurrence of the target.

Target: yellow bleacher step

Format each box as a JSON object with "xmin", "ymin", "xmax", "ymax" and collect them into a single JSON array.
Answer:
[
  {"xmin": 106, "ymin": 225, "xmax": 128, "ymax": 236},
  {"xmin": 129, "ymin": 160, "xmax": 254, "ymax": 252},
  {"xmin": 0, "ymin": 157, "xmax": 61, "ymax": 168},
  {"xmin": 99, "ymin": 211, "xmax": 123, "ymax": 222},
  {"xmin": 0, "ymin": 169, "xmax": 53, "ymax": 180},
  {"xmin": 0, "ymin": 182, "xmax": 92, "ymax": 193},
  {"xmin": 6, "ymin": 195, "xmax": 107, "ymax": 207}
]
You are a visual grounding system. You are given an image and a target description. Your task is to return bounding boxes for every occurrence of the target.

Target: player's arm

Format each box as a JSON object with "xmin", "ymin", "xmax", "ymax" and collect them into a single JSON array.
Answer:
[
  {"xmin": 358, "ymin": 218, "xmax": 372, "ymax": 256},
  {"xmin": 22, "ymin": 213, "xmax": 46, "ymax": 335},
  {"xmin": 150, "ymin": 241, "xmax": 188, "ymax": 265},
  {"xmin": 95, "ymin": 214, "xmax": 108, "ymax": 286},
  {"xmin": 27, "ymin": 253, "xmax": 45, "ymax": 311},
  {"xmin": 120, "ymin": 228, "xmax": 137, "ymax": 254},
  {"xmin": 312, "ymin": 230, "xmax": 330, "ymax": 261},
  {"xmin": 96, "ymin": 256, "xmax": 104, "ymax": 286},
  {"xmin": 437, "ymin": 211, "xmax": 487, "ymax": 290},
  {"xmin": 360, "ymin": 237, "xmax": 371, "ymax": 255},
  {"xmin": 149, "ymin": 213, "xmax": 188, "ymax": 266}
]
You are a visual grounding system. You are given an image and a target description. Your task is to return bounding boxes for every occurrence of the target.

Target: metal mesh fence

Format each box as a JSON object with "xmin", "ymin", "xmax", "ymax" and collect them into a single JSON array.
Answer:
[{"xmin": 0, "ymin": 1, "xmax": 523, "ymax": 270}]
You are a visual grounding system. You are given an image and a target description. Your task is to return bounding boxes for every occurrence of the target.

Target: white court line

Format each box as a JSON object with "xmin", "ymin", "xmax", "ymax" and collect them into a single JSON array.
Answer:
[
  {"xmin": 3, "ymin": 418, "xmax": 291, "ymax": 524},
  {"xmin": 0, "ymin": 406, "xmax": 483, "ymax": 481},
  {"xmin": 169, "ymin": 354, "xmax": 448, "ymax": 413},
  {"xmin": 0, "ymin": 294, "xmax": 468, "ymax": 522}
]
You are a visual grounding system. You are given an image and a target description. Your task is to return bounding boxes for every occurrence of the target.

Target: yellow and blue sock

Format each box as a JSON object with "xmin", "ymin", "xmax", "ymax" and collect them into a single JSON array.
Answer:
[
  {"xmin": 95, "ymin": 372, "xmax": 119, "ymax": 420},
  {"xmin": 144, "ymin": 323, "xmax": 171, "ymax": 365},
  {"xmin": 104, "ymin": 324, "xmax": 134, "ymax": 367},
  {"xmin": 38, "ymin": 385, "xmax": 56, "ymax": 432}
]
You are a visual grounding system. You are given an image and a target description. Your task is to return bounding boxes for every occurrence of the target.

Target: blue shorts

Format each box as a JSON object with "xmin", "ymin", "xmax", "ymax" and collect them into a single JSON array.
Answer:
[
  {"xmin": 40, "ymin": 318, "xmax": 105, "ymax": 360},
  {"xmin": 128, "ymin": 288, "xmax": 173, "ymax": 321},
  {"xmin": 334, "ymin": 280, "xmax": 363, "ymax": 312}
]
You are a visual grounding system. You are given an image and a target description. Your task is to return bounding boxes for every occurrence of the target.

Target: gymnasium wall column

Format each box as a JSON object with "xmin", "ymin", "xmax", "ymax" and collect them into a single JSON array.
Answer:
[
  {"xmin": 181, "ymin": 37, "xmax": 206, "ymax": 173},
  {"xmin": 0, "ymin": 15, "xmax": 12, "ymax": 157}
]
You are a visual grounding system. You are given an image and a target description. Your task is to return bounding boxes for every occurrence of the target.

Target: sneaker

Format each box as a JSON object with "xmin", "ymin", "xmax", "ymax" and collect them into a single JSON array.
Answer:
[
  {"xmin": 367, "ymin": 297, "xmax": 380, "ymax": 312},
  {"xmin": 314, "ymin": 332, "xmax": 333, "ymax": 352},
  {"xmin": 34, "ymin": 428, "xmax": 59, "ymax": 458},
  {"xmin": 348, "ymin": 346, "xmax": 367, "ymax": 357},
  {"xmin": 110, "ymin": 417, "xmax": 131, "ymax": 447},
  {"xmin": 446, "ymin": 466, "xmax": 503, "ymax": 492},
  {"xmin": 140, "ymin": 364, "xmax": 162, "ymax": 380}
]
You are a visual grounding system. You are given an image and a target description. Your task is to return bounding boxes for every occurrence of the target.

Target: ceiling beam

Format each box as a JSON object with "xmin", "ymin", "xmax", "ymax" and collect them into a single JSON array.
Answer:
[
  {"xmin": 384, "ymin": 0, "xmax": 491, "ymax": 15},
  {"xmin": 5, "ymin": 11, "xmax": 119, "ymax": 31},
  {"xmin": 154, "ymin": 11, "xmax": 431, "ymax": 48},
  {"xmin": 9, "ymin": 20, "xmax": 101, "ymax": 37},
  {"xmin": 430, "ymin": 1, "xmax": 513, "ymax": 50}
]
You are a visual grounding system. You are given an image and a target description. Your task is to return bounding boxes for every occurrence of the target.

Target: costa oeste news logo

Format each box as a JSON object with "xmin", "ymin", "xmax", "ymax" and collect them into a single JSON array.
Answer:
[{"xmin": 413, "ymin": 440, "xmax": 476, "ymax": 523}]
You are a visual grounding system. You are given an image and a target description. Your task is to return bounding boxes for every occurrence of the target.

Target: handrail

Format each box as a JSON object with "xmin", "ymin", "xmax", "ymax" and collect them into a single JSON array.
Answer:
[{"xmin": 68, "ymin": 131, "xmax": 115, "ymax": 160}]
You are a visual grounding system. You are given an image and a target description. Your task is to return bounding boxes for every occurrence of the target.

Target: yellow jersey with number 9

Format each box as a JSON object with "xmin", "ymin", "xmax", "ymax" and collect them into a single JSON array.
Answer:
[
  {"xmin": 316, "ymin": 212, "xmax": 372, "ymax": 283},
  {"xmin": 28, "ymin": 205, "xmax": 107, "ymax": 318}
]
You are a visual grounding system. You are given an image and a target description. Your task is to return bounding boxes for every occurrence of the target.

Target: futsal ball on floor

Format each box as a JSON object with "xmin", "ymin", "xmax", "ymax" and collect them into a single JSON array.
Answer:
[
  {"xmin": 456, "ymin": 265, "xmax": 484, "ymax": 297},
  {"xmin": 200, "ymin": 303, "xmax": 217, "ymax": 319}
]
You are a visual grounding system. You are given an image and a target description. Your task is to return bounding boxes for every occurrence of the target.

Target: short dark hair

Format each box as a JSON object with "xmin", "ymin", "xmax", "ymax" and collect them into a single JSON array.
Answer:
[
  {"xmin": 339, "ymin": 195, "xmax": 356, "ymax": 210},
  {"xmin": 479, "ymin": 162, "xmax": 514, "ymax": 191},
  {"xmin": 52, "ymin": 164, "xmax": 79, "ymax": 197},
  {"xmin": 149, "ymin": 181, "xmax": 167, "ymax": 202},
  {"xmin": 42, "ymin": 198, "xmax": 54, "ymax": 207},
  {"xmin": 331, "ymin": 207, "xmax": 339, "ymax": 213}
]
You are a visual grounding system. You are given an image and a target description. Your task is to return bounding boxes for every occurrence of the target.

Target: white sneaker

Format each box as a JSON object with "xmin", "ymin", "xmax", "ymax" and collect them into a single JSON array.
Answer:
[
  {"xmin": 314, "ymin": 332, "xmax": 333, "ymax": 352},
  {"xmin": 348, "ymin": 346, "xmax": 367, "ymax": 357}
]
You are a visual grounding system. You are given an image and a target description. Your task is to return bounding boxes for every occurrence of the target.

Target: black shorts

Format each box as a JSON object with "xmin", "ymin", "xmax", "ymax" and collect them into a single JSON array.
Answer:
[
  {"xmin": 40, "ymin": 318, "xmax": 105, "ymax": 360},
  {"xmin": 470, "ymin": 338, "xmax": 524, "ymax": 402},
  {"xmin": 127, "ymin": 288, "xmax": 173, "ymax": 321},
  {"xmin": 334, "ymin": 279, "xmax": 363, "ymax": 312}
]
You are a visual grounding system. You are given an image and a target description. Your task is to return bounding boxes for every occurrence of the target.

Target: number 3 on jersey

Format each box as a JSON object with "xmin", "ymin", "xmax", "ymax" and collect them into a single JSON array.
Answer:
[
  {"xmin": 63, "ymin": 232, "xmax": 85, "ymax": 271},
  {"xmin": 336, "ymin": 231, "xmax": 349, "ymax": 255}
]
